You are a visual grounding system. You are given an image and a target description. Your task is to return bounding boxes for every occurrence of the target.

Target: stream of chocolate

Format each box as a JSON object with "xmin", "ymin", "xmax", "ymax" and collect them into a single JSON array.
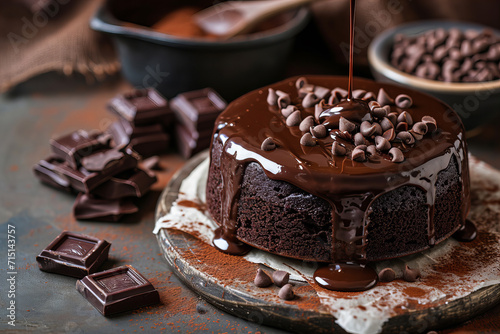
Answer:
[{"xmin": 209, "ymin": 0, "xmax": 471, "ymax": 292}]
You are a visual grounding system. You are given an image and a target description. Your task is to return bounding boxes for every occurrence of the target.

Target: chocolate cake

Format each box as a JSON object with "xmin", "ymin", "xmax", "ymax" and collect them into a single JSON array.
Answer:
[{"xmin": 206, "ymin": 75, "xmax": 470, "ymax": 268}]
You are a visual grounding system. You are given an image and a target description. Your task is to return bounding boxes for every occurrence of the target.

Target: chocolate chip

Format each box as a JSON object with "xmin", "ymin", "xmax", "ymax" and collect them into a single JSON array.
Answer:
[
  {"xmin": 366, "ymin": 145, "xmax": 377, "ymax": 156},
  {"xmin": 272, "ymin": 270, "xmax": 290, "ymax": 287},
  {"xmin": 377, "ymin": 88, "xmax": 394, "ymax": 106},
  {"xmin": 302, "ymin": 92, "xmax": 318, "ymax": 108},
  {"xmin": 332, "ymin": 142, "xmax": 347, "ymax": 156},
  {"xmin": 314, "ymin": 86, "xmax": 330, "ymax": 100},
  {"xmin": 311, "ymin": 124, "xmax": 327, "ymax": 138},
  {"xmin": 371, "ymin": 107, "xmax": 388, "ymax": 119},
  {"xmin": 449, "ymin": 47, "xmax": 463, "ymax": 61},
  {"xmin": 395, "ymin": 94, "xmax": 413, "ymax": 109},
  {"xmin": 396, "ymin": 122, "xmax": 408, "ymax": 132},
  {"xmin": 421, "ymin": 116, "xmax": 437, "ymax": 133},
  {"xmin": 286, "ymin": 110, "xmax": 302, "ymax": 127},
  {"xmin": 254, "ymin": 268, "xmax": 273, "ymax": 288},
  {"xmin": 276, "ymin": 90, "xmax": 291, "ymax": 108},
  {"xmin": 382, "ymin": 128, "xmax": 396, "ymax": 141},
  {"xmin": 337, "ymin": 131, "xmax": 353, "ymax": 141},
  {"xmin": 354, "ymin": 132, "xmax": 366, "ymax": 146},
  {"xmin": 403, "ymin": 265, "xmax": 421, "ymax": 282},
  {"xmin": 361, "ymin": 113, "xmax": 373, "ymax": 123},
  {"xmin": 389, "ymin": 147, "xmax": 404, "ymax": 162},
  {"xmin": 278, "ymin": 284, "xmax": 295, "ymax": 300},
  {"xmin": 397, "ymin": 111, "xmax": 413, "ymax": 126},
  {"xmin": 298, "ymin": 84, "xmax": 315, "ymax": 98},
  {"xmin": 396, "ymin": 131, "xmax": 415, "ymax": 144},
  {"xmin": 299, "ymin": 116, "xmax": 315, "ymax": 132},
  {"xmin": 328, "ymin": 93, "xmax": 339, "ymax": 105},
  {"xmin": 375, "ymin": 136, "xmax": 391, "ymax": 152},
  {"xmin": 412, "ymin": 122, "xmax": 428, "ymax": 135},
  {"xmin": 409, "ymin": 129, "xmax": 423, "ymax": 141},
  {"xmin": 387, "ymin": 112, "xmax": 398, "ymax": 125},
  {"xmin": 461, "ymin": 39, "xmax": 474, "ymax": 57},
  {"xmin": 360, "ymin": 121, "xmax": 376, "ymax": 137},
  {"xmin": 433, "ymin": 45, "xmax": 449, "ymax": 62},
  {"xmin": 352, "ymin": 147, "xmax": 366, "ymax": 162},
  {"xmin": 314, "ymin": 100, "xmax": 326, "ymax": 120},
  {"xmin": 368, "ymin": 101, "xmax": 381, "ymax": 110},
  {"xmin": 261, "ymin": 137, "xmax": 276, "ymax": 151},
  {"xmin": 267, "ymin": 88, "xmax": 278, "ymax": 106},
  {"xmin": 362, "ymin": 92, "xmax": 376, "ymax": 101},
  {"xmin": 380, "ymin": 117, "xmax": 394, "ymax": 132},
  {"xmin": 415, "ymin": 62, "xmax": 440, "ymax": 80},
  {"xmin": 295, "ymin": 77, "xmax": 307, "ymax": 89},
  {"xmin": 352, "ymin": 89, "xmax": 366, "ymax": 99},
  {"xmin": 339, "ymin": 117, "xmax": 356, "ymax": 133},
  {"xmin": 281, "ymin": 105, "xmax": 297, "ymax": 118},
  {"xmin": 300, "ymin": 133, "xmax": 316, "ymax": 147},
  {"xmin": 332, "ymin": 87, "xmax": 348, "ymax": 100},
  {"xmin": 378, "ymin": 268, "xmax": 396, "ymax": 282}
]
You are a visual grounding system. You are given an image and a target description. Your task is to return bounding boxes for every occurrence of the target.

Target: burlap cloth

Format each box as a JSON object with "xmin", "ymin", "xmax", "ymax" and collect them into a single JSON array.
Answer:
[{"xmin": 0, "ymin": 0, "xmax": 119, "ymax": 93}]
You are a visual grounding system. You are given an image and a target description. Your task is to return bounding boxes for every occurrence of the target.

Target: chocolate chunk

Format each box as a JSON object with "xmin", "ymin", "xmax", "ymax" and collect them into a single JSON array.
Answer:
[
  {"xmin": 175, "ymin": 123, "xmax": 209, "ymax": 159},
  {"xmin": 282, "ymin": 105, "xmax": 297, "ymax": 118},
  {"xmin": 278, "ymin": 284, "xmax": 295, "ymax": 300},
  {"xmin": 352, "ymin": 147, "xmax": 366, "ymax": 162},
  {"xmin": 286, "ymin": 110, "xmax": 302, "ymax": 127},
  {"xmin": 108, "ymin": 88, "xmax": 173, "ymax": 126},
  {"xmin": 302, "ymin": 92, "xmax": 318, "ymax": 108},
  {"xmin": 377, "ymin": 88, "xmax": 394, "ymax": 106},
  {"xmin": 76, "ymin": 265, "xmax": 160, "ymax": 316},
  {"xmin": 33, "ymin": 156, "xmax": 73, "ymax": 192},
  {"xmin": 412, "ymin": 122, "xmax": 428, "ymax": 136},
  {"xmin": 421, "ymin": 116, "xmax": 437, "ymax": 133},
  {"xmin": 380, "ymin": 117, "xmax": 394, "ymax": 132},
  {"xmin": 261, "ymin": 137, "xmax": 276, "ymax": 151},
  {"xmin": 50, "ymin": 130, "xmax": 112, "ymax": 169},
  {"xmin": 375, "ymin": 136, "xmax": 391, "ymax": 152},
  {"xmin": 332, "ymin": 142, "xmax": 347, "ymax": 156},
  {"xmin": 395, "ymin": 94, "xmax": 413, "ymax": 109},
  {"xmin": 310, "ymin": 124, "xmax": 327, "ymax": 139},
  {"xmin": 397, "ymin": 111, "xmax": 413, "ymax": 126},
  {"xmin": 299, "ymin": 116, "xmax": 315, "ymax": 132},
  {"xmin": 339, "ymin": 117, "xmax": 356, "ymax": 133},
  {"xmin": 354, "ymin": 132, "xmax": 366, "ymax": 146},
  {"xmin": 396, "ymin": 131, "xmax": 415, "ymax": 145},
  {"xmin": 378, "ymin": 268, "xmax": 396, "ymax": 282},
  {"xmin": 272, "ymin": 270, "xmax": 290, "ymax": 287},
  {"xmin": 91, "ymin": 168, "xmax": 156, "ymax": 200},
  {"xmin": 171, "ymin": 88, "xmax": 227, "ymax": 133},
  {"xmin": 36, "ymin": 231, "xmax": 110, "ymax": 278},
  {"xmin": 254, "ymin": 268, "xmax": 273, "ymax": 288},
  {"xmin": 300, "ymin": 133, "xmax": 316, "ymax": 147},
  {"xmin": 73, "ymin": 193, "xmax": 138, "ymax": 222},
  {"xmin": 267, "ymin": 88, "xmax": 278, "ymax": 106},
  {"xmin": 382, "ymin": 128, "xmax": 396, "ymax": 142},
  {"xmin": 80, "ymin": 149, "xmax": 124, "ymax": 172},
  {"xmin": 403, "ymin": 265, "xmax": 421, "ymax": 282},
  {"xmin": 389, "ymin": 147, "xmax": 404, "ymax": 163}
]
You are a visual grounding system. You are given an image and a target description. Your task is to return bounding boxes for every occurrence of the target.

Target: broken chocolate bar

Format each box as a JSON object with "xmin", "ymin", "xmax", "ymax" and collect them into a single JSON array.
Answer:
[
  {"xmin": 91, "ymin": 169, "xmax": 157, "ymax": 200},
  {"xmin": 107, "ymin": 88, "xmax": 174, "ymax": 126},
  {"xmin": 170, "ymin": 88, "xmax": 227, "ymax": 134},
  {"xmin": 107, "ymin": 117, "xmax": 165, "ymax": 148},
  {"xmin": 76, "ymin": 265, "xmax": 160, "ymax": 316},
  {"xmin": 36, "ymin": 231, "xmax": 111, "ymax": 278},
  {"xmin": 73, "ymin": 193, "xmax": 138, "ymax": 222},
  {"xmin": 175, "ymin": 123, "xmax": 212, "ymax": 159}
]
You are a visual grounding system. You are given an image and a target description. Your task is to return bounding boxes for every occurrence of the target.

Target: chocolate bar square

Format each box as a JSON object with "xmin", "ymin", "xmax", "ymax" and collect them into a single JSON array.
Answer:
[
  {"xmin": 36, "ymin": 231, "xmax": 111, "ymax": 278},
  {"xmin": 73, "ymin": 193, "xmax": 138, "ymax": 222},
  {"xmin": 76, "ymin": 265, "xmax": 160, "ymax": 316},
  {"xmin": 50, "ymin": 130, "xmax": 111, "ymax": 169},
  {"xmin": 175, "ymin": 123, "xmax": 213, "ymax": 159},
  {"xmin": 107, "ymin": 88, "xmax": 174, "ymax": 126},
  {"xmin": 91, "ymin": 168, "xmax": 157, "ymax": 200},
  {"xmin": 171, "ymin": 88, "xmax": 227, "ymax": 133},
  {"xmin": 33, "ymin": 156, "xmax": 73, "ymax": 192}
]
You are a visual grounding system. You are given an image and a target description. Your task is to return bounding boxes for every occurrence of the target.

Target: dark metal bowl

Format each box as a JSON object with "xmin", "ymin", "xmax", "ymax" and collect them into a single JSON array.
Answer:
[{"xmin": 90, "ymin": 0, "xmax": 310, "ymax": 100}]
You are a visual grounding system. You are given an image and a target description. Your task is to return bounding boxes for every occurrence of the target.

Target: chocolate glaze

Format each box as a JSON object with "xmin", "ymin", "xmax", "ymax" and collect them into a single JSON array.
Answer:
[
  {"xmin": 313, "ymin": 263, "xmax": 378, "ymax": 292},
  {"xmin": 453, "ymin": 218, "xmax": 477, "ymax": 242}
]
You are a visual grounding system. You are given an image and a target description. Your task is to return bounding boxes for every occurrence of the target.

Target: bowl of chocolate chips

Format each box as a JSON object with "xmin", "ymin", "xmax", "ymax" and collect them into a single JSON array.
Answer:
[{"xmin": 368, "ymin": 20, "xmax": 500, "ymax": 130}]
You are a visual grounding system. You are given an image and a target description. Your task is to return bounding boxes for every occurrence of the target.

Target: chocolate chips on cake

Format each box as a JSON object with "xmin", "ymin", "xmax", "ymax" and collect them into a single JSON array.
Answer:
[{"xmin": 391, "ymin": 28, "xmax": 500, "ymax": 82}]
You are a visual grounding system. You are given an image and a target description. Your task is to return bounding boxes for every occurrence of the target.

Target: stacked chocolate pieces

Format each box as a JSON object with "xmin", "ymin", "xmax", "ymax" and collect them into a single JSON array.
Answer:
[
  {"xmin": 107, "ymin": 88, "xmax": 175, "ymax": 158},
  {"xmin": 33, "ymin": 130, "xmax": 156, "ymax": 221},
  {"xmin": 170, "ymin": 88, "xmax": 227, "ymax": 158}
]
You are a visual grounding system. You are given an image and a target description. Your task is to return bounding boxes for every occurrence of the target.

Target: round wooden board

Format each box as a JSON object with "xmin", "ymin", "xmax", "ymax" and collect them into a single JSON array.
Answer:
[{"xmin": 155, "ymin": 151, "xmax": 500, "ymax": 334}]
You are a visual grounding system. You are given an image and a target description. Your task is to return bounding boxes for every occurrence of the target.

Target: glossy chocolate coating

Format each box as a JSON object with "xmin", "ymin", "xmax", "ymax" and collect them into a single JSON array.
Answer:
[
  {"xmin": 209, "ymin": 75, "xmax": 470, "ymax": 265},
  {"xmin": 76, "ymin": 265, "xmax": 160, "ymax": 316},
  {"xmin": 91, "ymin": 168, "xmax": 156, "ymax": 200},
  {"xmin": 36, "ymin": 231, "xmax": 111, "ymax": 278}
]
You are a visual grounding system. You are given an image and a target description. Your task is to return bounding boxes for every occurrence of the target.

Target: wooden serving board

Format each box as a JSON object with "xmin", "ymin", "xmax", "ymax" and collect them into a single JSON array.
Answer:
[{"xmin": 155, "ymin": 151, "xmax": 500, "ymax": 334}]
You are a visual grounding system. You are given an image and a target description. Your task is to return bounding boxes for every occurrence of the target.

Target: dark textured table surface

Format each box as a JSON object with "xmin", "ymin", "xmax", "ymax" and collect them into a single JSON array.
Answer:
[{"xmin": 1, "ymin": 27, "xmax": 500, "ymax": 333}]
